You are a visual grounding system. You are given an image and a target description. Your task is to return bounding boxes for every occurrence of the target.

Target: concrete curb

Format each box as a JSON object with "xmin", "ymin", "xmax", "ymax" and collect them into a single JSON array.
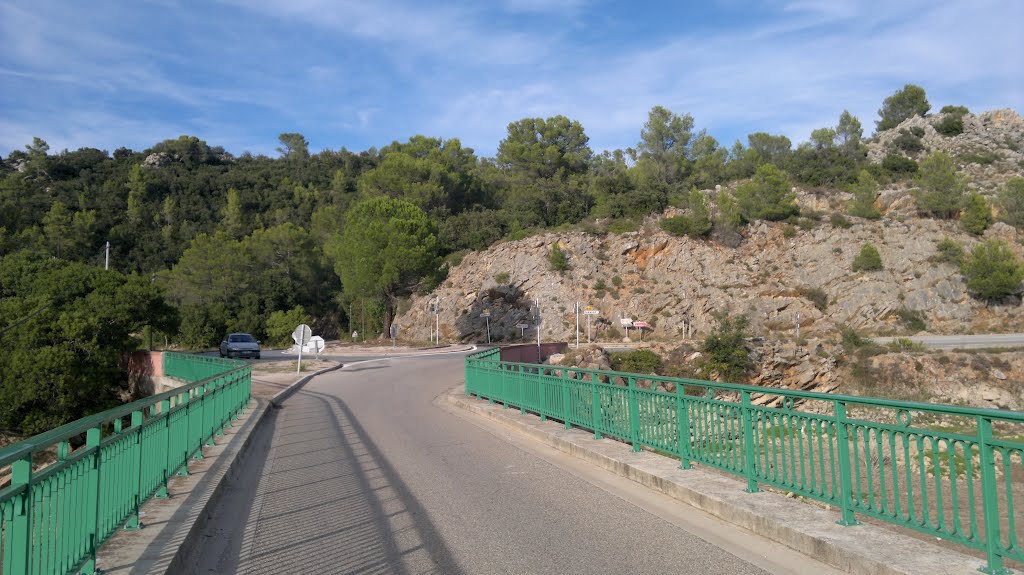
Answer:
[
  {"xmin": 447, "ymin": 387, "xmax": 985, "ymax": 575},
  {"xmin": 269, "ymin": 361, "xmax": 345, "ymax": 407}
]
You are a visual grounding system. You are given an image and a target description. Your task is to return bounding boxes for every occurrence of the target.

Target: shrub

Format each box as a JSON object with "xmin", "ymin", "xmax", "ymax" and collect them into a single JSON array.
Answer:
[
  {"xmin": 847, "ymin": 169, "xmax": 881, "ymax": 219},
  {"xmin": 266, "ymin": 305, "xmax": 311, "ymax": 347},
  {"xmin": 935, "ymin": 114, "xmax": 964, "ymax": 137},
  {"xmin": 611, "ymin": 275, "xmax": 622, "ymax": 287},
  {"xmin": 549, "ymin": 242, "xmax": 569, "ymax": 271},
  {"xmin": 799, "ymin": 287, "xmax": 829, "ymax": 311},
  {"xmin": 960, "ymin": 239, "xmax": 1024, "ymax": 302},
  {"xmin": 734, "ymin": 164, "xmax": 799, "ymax": 222},
  {"xmin": 610, "ymin": 349, "xmax": 664, "ymax": 374},
  {"xmin": 782, "ymin": 224, "xmax": 797, "ymax": 238},
  {"xmin": 915, "ymin": 151, "xmax": 966, "ymax": 218},
  {"xmin": 893, "ymin": 129, "xmax": 925, "ymax": 153},
  {"xmin": 606, "ymin": 218, "xmax": 639, "ymax": 234},
  {"xmin": 830, "ymin": 213, "xmax": 852, "ymax": 229},
  {"xmin": 897, "ymin": 307, "xmax": 927, "ymax": 333},
  {"xmin": 594, "ymin": 278, "xmax": 607, "ymax": 291},
  {"xmin": 998, "ymin": 177, "xmax": 1024, "ymax": 228},
  {"xmin": 940, "ymin": 105, "xmax": 969, "ymax": 115},
  {"xmin": 841, "ymin": 325, "xmax": 868, "ymax": 349},
  {"xmin": 932, "ymin": 237, "xmax": 964, "ymax": 265},
  {"xmin": 959, "ymin": 152, "xmax": 999, "ymax": 165},
  {"xmin": 494, "ymin": 272, "xmax": 510, "ymax": 284},
  {"xmin": 699, "ymin": 314, "xmax": 752, "ymax": 383},
  {"xmin": 882, "ymin": 154, "xmax": 919, "ymax": 176},
  {"xmin": 961, "ymin": 193, "xmax": 992, "ymax": 235},
  {"xmin": 852, "ymin": 243, "xmax": 883, "ymax": 272}
]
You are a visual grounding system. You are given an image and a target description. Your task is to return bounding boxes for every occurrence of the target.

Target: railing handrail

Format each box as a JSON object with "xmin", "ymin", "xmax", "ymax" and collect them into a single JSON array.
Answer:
[
  {"xmin": 0, "ymin": 353, "xmax": 246, "ymax": 468},
  {"xmin": 469, "ymin": 354, "xmax": 1024, "ymax": 424}
]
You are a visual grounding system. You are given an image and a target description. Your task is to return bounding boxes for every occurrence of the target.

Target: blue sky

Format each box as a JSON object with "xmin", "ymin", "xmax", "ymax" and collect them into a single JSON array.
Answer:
[{"xmin": 1, "ymin": 0, "xmax": 1021, "ymax": 159}]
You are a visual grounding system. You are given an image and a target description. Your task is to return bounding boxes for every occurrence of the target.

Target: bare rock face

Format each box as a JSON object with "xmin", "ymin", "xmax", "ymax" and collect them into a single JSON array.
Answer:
[{"xmin": 142, "ymin": 152, "xmax": 172, "ymax": 168}]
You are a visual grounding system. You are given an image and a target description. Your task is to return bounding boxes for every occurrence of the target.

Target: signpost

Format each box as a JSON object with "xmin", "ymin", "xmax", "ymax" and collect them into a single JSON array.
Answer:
[
  {"xmin": 574, "ymin": 301, "xmax": 580, "ymax": 349},
  {"xmin": 584, "ymin": 306, "xmax": 599, "ymax": 343},
  {"xmin": 481, "ymin": 309, "xmax": 491, "ymax": 344},
  {"xmin": 516, "ymin": 323, "xmax": 530, "ymax": 338},
  {"xmin": 620, "ymin": 317, "xmax": 633, "ymax": 340},
  {"xmin": 390, "ymin": 323, "xmax": 398, "ymax": 349},
  {"xmin": 292, "ymin": 324, "xmax": 312, "ymax": 374},
  {"xmin": 632, "ymin": 321, "xmax": 649, "ymax": 341}
]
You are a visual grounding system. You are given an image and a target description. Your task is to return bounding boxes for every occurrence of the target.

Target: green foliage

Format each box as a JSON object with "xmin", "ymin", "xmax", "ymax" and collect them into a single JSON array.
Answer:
[
  {"xmin": 277, "ymin": 133, "xmax": 310, "ymax": 160},
  {"xmin": 830, "ymin": 213, "xmax": 852, "ymax": 228},
  {"xmin": 877, "ymin": 84, "xmax": 931, "ymax": 132},
  {"xmin": 935, "ymin": 115, "xmax": 964, "ymax": 137},
  {"xmin": 594, "ymin": 278, "xmax": 608, "ymax": 291},
  {"xmin": 960, "ymin": 239, "xmax": 1024, "ymax": 302},
  {"xmin": 611, "ymin": 275, "xmax": 622, "ymax": 287},
  {"xmin": 892, "ymin": 129, "xmax": 925, "ymax": 153},
  {"xmin": 961, "ymin": 193, "xmax": 992, "ymax": 235},
  {"xmin": 610, "ymin": 349, "xmax": 664, "ymax": 374},
  {"xmin": 847, "ymin": 169, "xmax": 881, "ymax": 219},
  {"xmin": 548, "ymin": 242, "xmax": 569, "ymax": 272},
  {"xmin": 660, "ymin": 190, "xmax": 712, "ymax": 239},
  {"xmin": 497, "ymin": 115, "xmax": 592, "ymax": 180},
  {"xmin": 494, "ymin": 271, "xmax": 510, "ymax": 284},
  {"xmin": 840, "ymin": 325, "xmax": 869, "ymax": 349},
  {"xmin": 606, "ymin": 218, "xmax": 639, "ymax": 234},
  {"xmin": 798, "ymin": 287, "xmax": 828, "ymax": 311},
  {"xmin": 852, "ymin": 243, "xmax": 883, "ymax": 272},
  {"xmin": 940, "ymin": 105, "xmax": 969, "ymax": 115},
  {"xmin": 997, "ymin": 177, "xmax": 1024, "ymax": 228},
  {"xmin": 699, "ymin": 314, "xmax": 752, "ymax": 383},
  {"xmin": 734, "ymin": 164, "xmax": 798, "ymax": 222},
  {"xmin": 266, "ymin": 305, "xmax": 311, "ymax": 347},
  {"xmin": 959, "ymin": 152, "xmax": 999, "ymax": 165},
  {"xmin": 882, "ymin": 154, "xmax": 919, "ymax": 176},
  {"xmin": 0, "ymin": 253, "xmax": 177, "ymax": 434},
  {"xmin": 637, "ymin": 106, "xmax": 694, "ymax": 186},
  {"xmin": 915, "ymin": 152, "xmax": 966, "ymax": 218},
  {"xmin": 933, "ymin": 237, "xmax": 965, "ymax": 265},
  {"xmin": 897, "ymin": 307, "xmax": 927, "ymax": 332}
]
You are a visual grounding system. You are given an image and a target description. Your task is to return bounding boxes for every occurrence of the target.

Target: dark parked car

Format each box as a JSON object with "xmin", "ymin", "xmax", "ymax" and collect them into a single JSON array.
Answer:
[{"xmin": 220, "ymin": 333, "xmax": 261, "ymax": 359}]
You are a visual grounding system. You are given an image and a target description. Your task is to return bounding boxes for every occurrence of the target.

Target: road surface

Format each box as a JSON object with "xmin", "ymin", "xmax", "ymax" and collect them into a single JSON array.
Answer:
[
  {"xmin": 182, "ymin": 352, "xmax": 842, "ymax": 574},
  {"xmin": 872, "ymin": 333, "xmax": 1024, "ymax": 349}
]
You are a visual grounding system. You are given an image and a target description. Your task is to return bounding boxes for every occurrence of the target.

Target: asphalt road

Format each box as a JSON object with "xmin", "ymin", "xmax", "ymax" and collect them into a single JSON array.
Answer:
[
  {"xmin": 872, "ymin": 333, "xmax": 1024, "ymax": 349},
  {"xmin": 182, "ymin": 353, "xmax": 842, "ymax": 575}
]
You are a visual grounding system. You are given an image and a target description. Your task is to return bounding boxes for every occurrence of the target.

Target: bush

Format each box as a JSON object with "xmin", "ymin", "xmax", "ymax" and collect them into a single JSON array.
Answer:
[
  {"xmin": 611, "ymin": 275, "xmax": 622, "ymax": 287},
  {"xmin": 852, "ymin": 243, "xmax": 883, "ymax": 272},
  {"xmin": 494, "ymin": 272, "xmax": 510, "ymax": 284},
  {"xmin": 882, "ymin": 154, "xmax": 918, "ymax": 176},
  {"xmin": 940, "ymin": 105, "xmax": 969, "ymax": 116},
  {"xmin": 960, "ymin": 239, "xmax": 1024, "ymax": 302},
  {"xmin": 594, "ymin": 278, "xmax": 607, "ymax": 291},
  {"xmin": 734, "ymin": 164, "xmax": 799, "ymax": 222},
  {"xmin": 935, "ymin": 115, "xmax": 964, "ymax": 137},
  {"xmin": 549, "ymin": 242, "xmax": 569, "ymax": 271},
  {"xmin": 699, "ymin": 314, "xmax": 752, "ymax": 383},
  {"xmin": 606, "ymin": 218, "xmax": 639, "ymax": 234},
  {"xmin": 915, "ymin": 151, "xmax": 966, "ymax": 218},
  {"xmin": 266, "ymin": 305, "xmax": 311, "ymax": 347},
  {"xmin": 799, "ymin": 287, "xmax": 828, "ymax": 311},
  {"xmin": 830, "ymin": 213, "xmax": 852, "ymax": 229},
  {"xmin": 897, "ymin": 307, "xmax": 927, "ymax": 333},
  {"xmin": 847, "ymin": 169, "xmax": 881, "ymax": 219},
  {"xmin": 610, "ymin": 349, "xmax": 664, "ymax": 374},
  {"xmin": 893, "ymin": 129, "xmax": 925, "ymax": 153},
  {"xmin": 997, "ymin": 177, "xmax": 1024, "ymax": 228},
  {"xmin": 932, "ymin": 237, "xmax": 964, "ymax": 265},
  {"xmin": 961, "ymin": 193, "xmax": 992, "ymax": 235}
]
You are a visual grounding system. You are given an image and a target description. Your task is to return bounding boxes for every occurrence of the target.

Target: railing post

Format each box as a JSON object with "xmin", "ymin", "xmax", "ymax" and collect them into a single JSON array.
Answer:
[
  {"xmin": 977, "ymin": 416, "xmax": 1010, "ymax": 575},
  {"xmin": 177, "ymin": 393, "xmax": 192, "ymax": 475},
  {"xmin": 834, "ymin": 401, "xmax": 860, "ymax": 526},
  {"xmin": 81, "ymin": 427, "xmax": 102, "ymax": 575},
  {"xmin": 502, "ymin": 365, "xmax": 509, "ymax": 409},
  {"xmin": 562, "ymin": 368, "xmax": 571, "ymax": 429},
  {"xmin": 157, "ymin": 399, "xmax": 171, "ymax": 497},
  {"xmin": 676, "ymin": 383, "xmax": 692, "ymax": 470},
  {"xmin": 539, "ymin": 368, "xmax": 548, "ymax": 421},
  {"xmin": 591, "ymin": 373, "xmax": 602, "ymax": 439},
  {"xmin": 741, "ymin": 391, "xmax": 760, "ymax": 493},
  {"xmin": 125, "ymin": 411, "xmax": 145, "ymax": 530},
  {"xmin": 519, "ymin": 365, "xmax": 526, "ymax": 415},
  {"xmin": 9, "ymin": 454, "xmax": 33, "ymax": 575},
  {"xmin": 628, "ymin": 376, "xmax": 641, "ymax": 452}
]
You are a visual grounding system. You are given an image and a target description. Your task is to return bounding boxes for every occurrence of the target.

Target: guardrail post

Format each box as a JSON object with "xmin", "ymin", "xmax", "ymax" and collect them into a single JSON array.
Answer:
[
  {"xmin": 539, "ymin": 368, "xmax": 548, "ymax": 421},
  {"xmin": 977, "ymin": 416, "xmax": 1010, "ymax": 575},
  {"xmin": 502, "ymin": 365, "xmax": 509, "ymax": 409},
  {"xmin": 157, "ymin": 399, "xmax": 171, "ymax": 497},
  {"xmin": 834, "ymin": 401, "xmax": 859, "ymax": 526},
  {"xmin": 676, "ymin": 383, "xmax": 692, "ymax": 470},
  {"xmin": 519, "ymin": 365, "xmax": 526, "ymax": 415},
  {"xmin": 178, "ymin": 393, "xmax": 192, "ymax": 475},
  {"xmin": 562, "ymin": 369, "xmax": 571, "ymax": 429},
  {"xmin": 9, "ymin": 454, "xmax": 33, "ymax": 575},
  {"xmin": 628, "ymin": 376, "xmax": 641, "ymax": 452},
  {"xmin": 82, "ymin": 427, "xmax": 101, "ymax": 575},
  {"xmin": 125, "ymin": 411, "xmax": 145, "ymax": 530},
  {"xmin": 741, "ymin": 391, "xmax": 760, "ymax": 493},
  {"xmin": 591, "ymin": 373, "xmax": 602, "ymax": 440}
]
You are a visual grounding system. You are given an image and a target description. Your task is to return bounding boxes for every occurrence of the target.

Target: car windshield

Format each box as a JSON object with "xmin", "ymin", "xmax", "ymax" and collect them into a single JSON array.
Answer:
[{"xmin": 229, "ymin": 334, "xmax": 256, "ymax": 343}]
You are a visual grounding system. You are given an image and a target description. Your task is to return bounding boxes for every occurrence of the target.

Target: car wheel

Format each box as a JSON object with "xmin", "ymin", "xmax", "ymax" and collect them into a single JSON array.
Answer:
[{"xmin": 220, "ymin": 350, "xmax": 225, "ymax": 358}]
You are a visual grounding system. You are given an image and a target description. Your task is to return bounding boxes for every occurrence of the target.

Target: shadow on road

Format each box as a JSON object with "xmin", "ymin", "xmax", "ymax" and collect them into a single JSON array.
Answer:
[{"xmin": 184, "ymin": 386, "xmax": 463, "ymax": 574}]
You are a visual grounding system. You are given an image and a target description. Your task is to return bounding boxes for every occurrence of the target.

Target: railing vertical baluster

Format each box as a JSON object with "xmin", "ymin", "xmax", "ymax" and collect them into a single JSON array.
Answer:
[
  {"xmin": 125, "ymin": 411, "xmax": 144, "ymax": 531},
  {"xmin": 10, "ymin": 454, "xmax": 32, "ymax": 575},
  {"xmin": 741, "ymin": 391, "xmax": 759, "ymax": 493},
  {"xmin": 834, "ymin": 401, "xmax": 859, "ymax": 526},
  {"xmin": 676, "ymin": 383, "xmax": 692, "ymax": 470},
  {"xmin": 628, "ymin": 376, "xmax": 641, "ymax": 452},
  {"xmin": 562, "ymin": 368, "xmax": 571, "ymax": 429},
  {"xmin": 81, "ymin": 427, "xmax": 101, "ymax": 575},
  {"xmin": 591, "ymin": 373, "xmax": 602, "ymax": 440}
]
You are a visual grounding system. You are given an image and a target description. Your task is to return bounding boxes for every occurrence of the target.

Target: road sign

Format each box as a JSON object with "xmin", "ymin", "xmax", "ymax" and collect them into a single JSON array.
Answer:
[
  {"xmin": 633, "ymin": 321, "xmax": 649, "ymax": 328},
  {"xmin": 389, "ymin": 323, "xmax": 398, "ymax": 338},
  {"xmin": 481, "ymin": 309, "xmax": 491, "ymax": 317},
  {"xmin": 620, "ymin": 318, "xmax": 633, "ymax": 327},
  {"xmin": 292, "ymin": 324, "xmax": 312, "ymax": 346},
  {"xmin": 515, "ymin": 323, "xmax": 530, "ymax": 329},
  {"xmin": 584, "ymin": 307, "xmax": 599, "ymax": 315}
]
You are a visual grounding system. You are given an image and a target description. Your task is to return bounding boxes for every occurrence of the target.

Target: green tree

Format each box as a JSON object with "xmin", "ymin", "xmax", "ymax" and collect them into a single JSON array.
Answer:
[
  {"xmin": 809, "ymin": 127, "xmax": 837, "ymax": 150},
  {"xmin": 277, "ymin": 133, "xmax": 310, "ymax": 160},
  {"xmin": 835, "ymin": 110, "xmax": 864, "ymax": 156},
  {"xmin": 266, "ymin": 305, "xmax": 312, "ymax": 347},
  {"xmin": 327, "ymin": 197, "xmax": 440, "ymax": 335},
  {"xmin": 915, "ymin": 152, "xmax": 966, "ymax": 218},
  {"xmin": 689, "ymin": 130, "xmax": 728, "ymax": 188},
  {"xmin": 637, "ymin": 106, "xmax": 694, "ymax": 185},
  {"xmin": 497, "ymin": 116, "xmax": 591, "ymax": 180},
  {"xmin": 548, "ymin": 242, "xmax": 569, "ymax": 272},
  {"xmin": 961, "ymin": 193, "xmax": 992, "ymax": 235},
  {"xmin": 997, "ymin": 177, "xmax": 1024, "ymax": 228},
  {"xmin": 876, "ymin": 84, "xmax": 930, "ymax": 132},
  {"xmin": 221, "ymin": 188, "xmax": 245, "ymax": 238},
  {"xmin": 847, "ymin": 169, "xmax": 881, "ymax": 219},
  {"xmin": 745, "ymin": 132, "xmax": 792, "ymax": 167},
  {"xmin": 960, "ymin": 239, "xmax": 1024, "ymax": 302},
  {"xmin": 734, "ymin": 164, "xmax": 798, "ymax": 222},
  {"xmin": 699, "ymin": 314, "xmax": 752, "ymax": 383},
  {"xmin": 852, "ymin": 243, "xmax": 883, "ymax": 271}
]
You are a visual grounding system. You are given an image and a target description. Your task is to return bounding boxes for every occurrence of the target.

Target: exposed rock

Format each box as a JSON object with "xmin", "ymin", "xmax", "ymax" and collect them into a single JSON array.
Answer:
[{"xmin": 142, "ymin": 152, "xmax": 172, "ymax": 168}]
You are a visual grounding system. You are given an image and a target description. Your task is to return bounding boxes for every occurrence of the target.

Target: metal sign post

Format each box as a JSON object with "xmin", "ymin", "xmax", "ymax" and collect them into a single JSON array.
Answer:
[
  {"xmin": 292, "ymin": 324, "xmax": 312, "ymax": 374},
  {"xmin": 633, "ymin": 321, "xmax": 649, "ymax": 341},
  {"xmin": 481, "ymin": 309, "xmax": 491, "ymax": 344},
  {"xmin": 390, "ymin": 323, "xmax": 398, "ymax": 349},
  {"xmin": 575, "ymin": 301, "xmax": 580, "ymax": 349},
  {"xmin": 584, "ymin": 306, "xmax": 599, "ymax": 343}
]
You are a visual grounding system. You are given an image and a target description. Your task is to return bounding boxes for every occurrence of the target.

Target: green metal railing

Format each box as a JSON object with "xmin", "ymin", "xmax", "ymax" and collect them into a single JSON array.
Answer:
[
  {"xmin": 466, "ymin": 347, "xmax": 1024, "ymax": 574},
  {"xmin": 0, "ymin": 353, "xmax": 250, "ymax": 575}
]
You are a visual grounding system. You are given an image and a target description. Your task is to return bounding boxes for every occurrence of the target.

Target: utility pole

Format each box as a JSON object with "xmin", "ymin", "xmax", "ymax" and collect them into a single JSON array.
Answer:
[
  {"xmin": 104, "ymin": 241, "xmax": 110, "ymax": 270},
  {"xmin": 575, "ymin": 301, "xmax": 580, "ymax": 349},
  {"xmin": 796, "ymin": 311, "xmax": 801, "ymax": 339}
]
